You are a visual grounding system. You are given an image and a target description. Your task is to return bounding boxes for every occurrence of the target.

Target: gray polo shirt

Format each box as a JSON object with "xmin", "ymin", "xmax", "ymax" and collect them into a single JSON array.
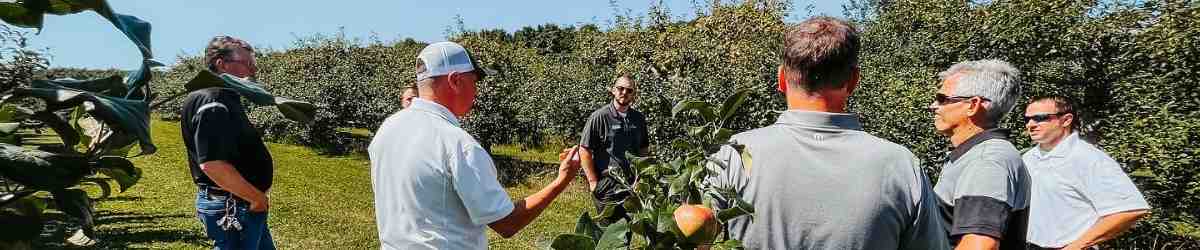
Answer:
[
  {"xmin": 579, "ymin": 102, "xmax": 649, "ymax": 201},
  {"xmin": 1023, "ymin": 132, "xmax": 1149, "ymax": 248},
  {"xmin": 933, "ymin": 129, "xmax": 1031, "ymax": 250},
  {"xmin": 706, "ymin": 111, "xmax": 949, "ymax": 250}
]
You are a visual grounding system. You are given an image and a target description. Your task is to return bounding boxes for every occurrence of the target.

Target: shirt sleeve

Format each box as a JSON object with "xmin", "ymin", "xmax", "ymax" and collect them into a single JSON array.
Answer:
[
  {"xmin": 950, "ymin": 158, "xmax": 1019, "ymax": 239},
  {"xmin": 192, "ymin": 101, "xmax": 238, "ymax": 164},
  {"xmin": 1085, "ymin": 158, "xmax": 1151, "ymax": 215},
  {"xmin": 453, "ymin": 143, "xmax": 515, "ymax": 225},
  {"xmin": 579, "ymin": 113, "xmax": 604, "ymax": 150},
  {"xmin": 903, "ymin": 158, "xmax": 952, "ymax": 250},
  {"xmin": 704, "ymin": 144, "xmax": 750, "ymax": 210}
]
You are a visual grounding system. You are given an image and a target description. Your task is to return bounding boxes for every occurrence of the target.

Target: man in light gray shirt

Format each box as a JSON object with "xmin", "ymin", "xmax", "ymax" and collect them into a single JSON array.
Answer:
[
  {"xmin": 1022, "ymin": 95, "xmax": 1149, "ymax": 250},
  {"xmin": 705, "ymin": 16, "xmax": 949, "ymax": 250}
]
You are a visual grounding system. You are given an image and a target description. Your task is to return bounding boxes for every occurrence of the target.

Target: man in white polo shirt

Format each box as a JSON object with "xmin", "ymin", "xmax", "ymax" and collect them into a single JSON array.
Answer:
[
  {"xmin": 369, "ymin": 41, "xmax": 582, "ymax": 250},
  {"xmin": 1022, "ymin": 95, "xmax": 1150, "ymax": 250}
]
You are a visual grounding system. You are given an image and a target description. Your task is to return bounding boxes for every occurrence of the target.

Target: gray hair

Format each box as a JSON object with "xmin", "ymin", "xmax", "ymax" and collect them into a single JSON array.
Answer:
[{"xmin": 939, "ymin": 59, "xmax": 1022, "ymax": 127}]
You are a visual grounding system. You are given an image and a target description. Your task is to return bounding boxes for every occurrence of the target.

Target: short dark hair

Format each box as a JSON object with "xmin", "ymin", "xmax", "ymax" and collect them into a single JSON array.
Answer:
[
  {"xmin": 1031, "ymin": 95, "xmax": 1078, "ymax": 131},
  {"xmin": 781, "ymin": 16, "xmax": 860, "ymax": 92}
]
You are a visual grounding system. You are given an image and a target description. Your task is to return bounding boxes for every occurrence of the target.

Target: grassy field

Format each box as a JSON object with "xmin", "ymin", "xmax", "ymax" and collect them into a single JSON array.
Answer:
[{"xmin": 31, "ymin": 120, "xmax": 592, "ymax": 249}]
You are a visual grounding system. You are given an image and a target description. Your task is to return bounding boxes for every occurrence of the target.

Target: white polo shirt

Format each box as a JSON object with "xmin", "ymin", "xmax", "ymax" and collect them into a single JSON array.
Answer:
[
  {"xmin": 1023, "ymin": 132, "xmax": 1150, "ymax": 248},
  {"xmin": 368, "ymin": 98, "xmax": 514, "ymax": 250}
]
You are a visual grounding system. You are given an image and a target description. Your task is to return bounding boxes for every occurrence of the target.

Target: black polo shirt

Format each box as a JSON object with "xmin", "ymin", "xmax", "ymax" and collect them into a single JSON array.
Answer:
[
  {"xmin": 580, "ymin": 103, "xmax": 649, "ymax": 199},
  {"xmin": 180, "ymin": 87, "xmax": 274, "ymax": 192}
]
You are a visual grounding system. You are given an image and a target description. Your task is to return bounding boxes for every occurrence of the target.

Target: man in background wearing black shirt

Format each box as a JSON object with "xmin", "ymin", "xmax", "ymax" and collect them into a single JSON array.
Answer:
[{"xmin": 181, "ymin": 36, "xmax": 276, "ymax": 250}]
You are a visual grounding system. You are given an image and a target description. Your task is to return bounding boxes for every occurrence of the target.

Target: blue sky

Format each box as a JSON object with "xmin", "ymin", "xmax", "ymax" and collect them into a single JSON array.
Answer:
[{"xmin": 25, "ymin": 0, "xmax": 846, "ymax": 70}]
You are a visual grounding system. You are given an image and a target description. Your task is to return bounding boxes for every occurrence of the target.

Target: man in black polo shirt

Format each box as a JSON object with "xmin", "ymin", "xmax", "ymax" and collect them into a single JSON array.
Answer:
[
  {"xmin": 578, "ymin": 75, "xmax": 650, "ymax": 224},
  {"xmin": 181, "ymin": 36, "xmax": 276, "ymax": 249}
]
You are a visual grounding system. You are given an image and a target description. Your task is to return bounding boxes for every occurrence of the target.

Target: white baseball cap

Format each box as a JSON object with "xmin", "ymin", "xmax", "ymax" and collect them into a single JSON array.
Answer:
[{"xmin": 416, "ymin": 41, "xmax": 492, "ymax": 81}]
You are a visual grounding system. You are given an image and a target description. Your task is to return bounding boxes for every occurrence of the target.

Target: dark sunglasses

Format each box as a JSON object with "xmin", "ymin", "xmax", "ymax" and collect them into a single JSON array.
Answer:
[
  {"xmin": 614, "ymin": 86, "xmax": 636, "ymax": 93},
  {"xmin": 933, "ymin": 93, "xmax": 978, "ymax": 106},
  {"xmin": 1024, "ymin": 112, "xmax": 1067, "ymax": 123}
]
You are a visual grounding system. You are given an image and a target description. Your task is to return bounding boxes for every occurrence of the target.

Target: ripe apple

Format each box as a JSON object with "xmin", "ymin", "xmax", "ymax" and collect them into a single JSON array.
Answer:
[{"xmin": 674, "ymin": 204, "xmax": 720, "ymax": 244}]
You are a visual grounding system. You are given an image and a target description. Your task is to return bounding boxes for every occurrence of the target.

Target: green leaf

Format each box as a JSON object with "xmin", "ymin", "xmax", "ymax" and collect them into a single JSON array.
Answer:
[
  {"xmin": 688, "ymin": 126, "xmax": 709, "ymax": 138},
  {"xmin": 32, "ymin": 75, "xmax": 126, "ymax": 97},
  {"xmin": 0, "ymin": 122, "xmax": 18, "ymax": 134},
  {"xmin": 7, "ymin": 86, "xmax": 156, "ymax": 155},
  {"xmin": 0, "ymin": 0, "xmax": 46, "ymax": 29},
  {"xmin": 574, "ymin": 212, "xmax": 602, "ymax": 242},
  {"xmin": 185, "ymin": 71, "xmax": 274, "ymax": 105},
  {"xmin": 50, "ymin": 188, "xmax": 96, "ymax": 242},
  {"xmin": 669, "ymin": 170, "xmax": 691, "ymax": 197},
  {"xmin": 81, "ymin": 177, "xmax": 112, "ymax": 199},
  {"xmin": 549, "ymin": 234, "xmax": 595, "ymax": 250},
  {"xmin": 595, "ymin": 219, "xmax": 630, "ymax": 250},
  {"xmin": 0, "ymin": 143, "xmax": 89, "ymax": 190},
  {"xmin": 31, "ymin": 110, "xmax": 80, "ymax": 150},
  {"xmin": 275, "ymin": 97, "xmax": 318, "ymax": 124},
  {"xmin": 185, "ymin": 71, "xmax": 319, "ymax": 123},
  {"xmin": 711, "ymin": 128, "xmax": 733, "ymax": 143},
  {"xmin": 124, "ymin": 59, "xmax": 165, "ymax": 100},
  {"xmin": 672, "ymin": 100, "xmax": 716, "ymax": 121},
  {"xmin": 93, "ymin": 156, "xmax": 139, "ymax": 192},
  {"xmin": 655, "ymin": 204, "xmax": 679, "ymax": 234},
  {"xmin": 671, "ymin": 139, "xmax": 696, "ymax": 151},
  {"xmin": 717, "ymin": 89, "xmax": 751, "ymax": 126},
  {"xmin": 629, "ymin": 211, "xmax": 654, "ymax": 236},
  {"xmin": 717, "ymin": 198, "xmax": 754, "ymax": 223}
]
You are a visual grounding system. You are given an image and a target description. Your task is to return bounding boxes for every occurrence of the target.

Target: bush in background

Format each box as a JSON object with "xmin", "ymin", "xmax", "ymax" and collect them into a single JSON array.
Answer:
[{"xmin": 133, "ymin": 0, "xmax": 1195, "ymax": 246}]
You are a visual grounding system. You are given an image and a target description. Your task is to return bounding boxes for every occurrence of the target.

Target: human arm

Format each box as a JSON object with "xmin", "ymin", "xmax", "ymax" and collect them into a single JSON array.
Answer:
[{"xmin": 488, "ymin": 147, "xmax": 582, "ymax": 237}]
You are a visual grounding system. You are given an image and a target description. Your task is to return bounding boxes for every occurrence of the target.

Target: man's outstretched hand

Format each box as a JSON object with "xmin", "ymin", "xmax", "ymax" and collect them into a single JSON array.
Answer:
[{"xmin": 558, "ymin": 146, "xmax": 582, "ymax": 179}]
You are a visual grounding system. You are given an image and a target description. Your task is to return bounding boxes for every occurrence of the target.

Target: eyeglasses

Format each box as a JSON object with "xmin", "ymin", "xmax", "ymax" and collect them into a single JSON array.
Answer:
[
  {"xmin": 1024, "ymin": 112, "xmax": 1067, "ymax": 123},
  {"xmin": 614, "ymin": 86, "xmax": 636, "ymax": 93},
  {"xmin": 933, "ymin": 93, "xmax": 981, "ymax": 106}
]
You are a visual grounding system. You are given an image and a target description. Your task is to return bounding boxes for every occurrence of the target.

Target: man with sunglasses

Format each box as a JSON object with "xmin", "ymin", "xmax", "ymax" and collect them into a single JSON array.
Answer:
[
  {"xmin": 1022, "ymin": 96, "xmax": 1149, "ymax": 250},
  {"xmin": 577, "ymin": 74, "xmax": 650, "ymax": 225},
  {"xmin": 927, "ymin": 60, "xmax": 1031, "ymax": 250},
  {"xmin": 369, "ymin": 42, "xmax": 583, "ymax": 249},
  {"xmin": 182, "ymin": 36, "xmax": 275, "ymax": 249}
]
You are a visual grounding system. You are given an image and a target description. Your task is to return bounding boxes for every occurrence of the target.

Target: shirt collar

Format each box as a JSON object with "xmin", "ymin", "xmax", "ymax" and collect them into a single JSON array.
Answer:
[
  {"xmin": 608, "ymin": 102, "xmax": 632, "ymax": 118},
  {"xmin": 948, "ymin": 128, "xmax": 1011, "ymax": 163},
  {"xmin": 1035, "ymin": 132, "xmax": 1079, "ymax": 159},
  {"xmin": 409, "ymin": 98, "xmax": 460, "ymax": 127},
  {"xmin": 774, "ymin": 110, "xmax": 863, "ymax": 131}
]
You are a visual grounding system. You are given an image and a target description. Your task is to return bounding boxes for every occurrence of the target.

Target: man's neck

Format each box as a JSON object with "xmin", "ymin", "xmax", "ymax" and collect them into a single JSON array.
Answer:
[
  {"xmin": 1037, "ymin": 131, "xmax": 1071, "ymax": 152},
  {"xmin": 612, "ymin": 101, "xmax": 630, "ymax": 113},
  {"xmin": 950, "ymin": 123, "xmax": 986, "ymax": 147},
  {"xmin": 786, "ymin": 91, "xmax": 846, "ymax": 113}
]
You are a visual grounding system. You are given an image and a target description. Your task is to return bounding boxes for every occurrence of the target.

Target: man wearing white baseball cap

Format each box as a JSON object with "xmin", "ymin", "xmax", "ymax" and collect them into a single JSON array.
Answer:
[{"xmin": 368, "ymin": 41, "xmax": 583, "ymax": 249}]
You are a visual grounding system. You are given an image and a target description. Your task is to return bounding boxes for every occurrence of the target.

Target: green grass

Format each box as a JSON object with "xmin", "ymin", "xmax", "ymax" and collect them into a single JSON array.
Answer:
[{"xmin": 30, "ymin": 119, "xmax": 592, "ymax": 249}]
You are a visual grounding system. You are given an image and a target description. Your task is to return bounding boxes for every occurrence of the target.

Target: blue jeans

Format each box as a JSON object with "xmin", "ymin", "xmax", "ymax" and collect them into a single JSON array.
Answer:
[{"xmin": 196, "ymin": 188, "xmax": 275, "ymax": 250}]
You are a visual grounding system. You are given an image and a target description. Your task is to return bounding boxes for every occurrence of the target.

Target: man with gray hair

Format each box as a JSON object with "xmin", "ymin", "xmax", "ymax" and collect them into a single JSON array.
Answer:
[{"xmin": 927, "ymin": 59, "xmax": 1031, "ymax": 250}]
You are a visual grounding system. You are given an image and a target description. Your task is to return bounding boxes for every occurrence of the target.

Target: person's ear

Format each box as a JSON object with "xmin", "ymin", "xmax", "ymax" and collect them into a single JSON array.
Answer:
[
  {"xmin": 446, "ymin": 72, "xmax": 461, "ymax": 91},
  {"xmin": 966, "ymin": 98, "xmax": 982, "ymax": 117},
  {"xmin": 777, "ymin": 66, "xmax": 788, "ymax": 93},
  {"xmin": 212, "ymin": 58, "xmax": 226, "ymax": 72},
  {"xmin": 1061, "ymin": 113, "xmax": 1074, "ymax": 128},
  {"xmin": 845, "ymin": 67, "xmax": 861, "ymax": 94}
]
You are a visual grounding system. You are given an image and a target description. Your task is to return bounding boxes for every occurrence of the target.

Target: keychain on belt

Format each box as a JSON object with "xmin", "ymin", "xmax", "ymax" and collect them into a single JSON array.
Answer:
[{"xmin": 216, "ymin": 197, "xmax": 243, "ymax": 231}]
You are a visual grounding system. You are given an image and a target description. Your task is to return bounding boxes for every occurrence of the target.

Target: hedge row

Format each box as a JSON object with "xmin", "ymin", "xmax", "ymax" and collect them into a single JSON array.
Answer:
[{"xmin": 131, "ymin": 0, "xmax": 1193, "ymax": 246}]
